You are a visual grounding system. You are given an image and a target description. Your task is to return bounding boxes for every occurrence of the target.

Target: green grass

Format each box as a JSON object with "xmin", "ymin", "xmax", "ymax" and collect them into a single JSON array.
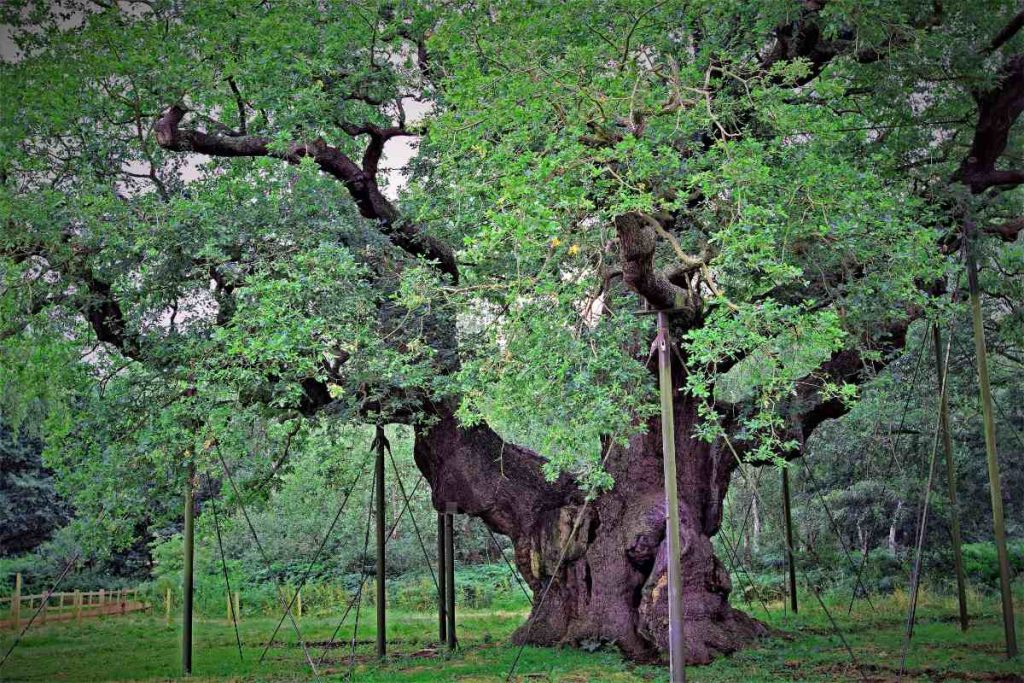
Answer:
[{"xmin": 1, "ymin": 591, "xmax": 1021, "ymax": 682}]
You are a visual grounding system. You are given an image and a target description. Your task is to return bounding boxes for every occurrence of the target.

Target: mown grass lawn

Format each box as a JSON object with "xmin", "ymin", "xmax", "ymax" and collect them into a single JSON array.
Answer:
[{"xmin": 0, "ymin": 591, "xmax": 1021, "ymax": 682}]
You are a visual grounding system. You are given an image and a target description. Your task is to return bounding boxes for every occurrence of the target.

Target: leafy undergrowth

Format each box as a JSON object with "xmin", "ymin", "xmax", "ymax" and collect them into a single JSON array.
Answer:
[{"xmin": 0, "ymin": 592, "xmax": 1021, "ymax": 682}]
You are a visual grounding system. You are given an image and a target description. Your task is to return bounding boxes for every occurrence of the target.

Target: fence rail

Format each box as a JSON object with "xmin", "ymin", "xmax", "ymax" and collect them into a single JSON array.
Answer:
[{"xmin": 2, "ymin": 574, "xmax": 148, "ymax": 630}]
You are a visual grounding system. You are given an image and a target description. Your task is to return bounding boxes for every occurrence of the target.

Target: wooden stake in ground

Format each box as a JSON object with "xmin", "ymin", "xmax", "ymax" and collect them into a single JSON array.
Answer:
[
  {"xmin": 933, "ymin": 324, "xmax": 969, "ymax": 631},
  {"xmin": 656, "ymin": 311, "xmax": 687, "ymax": 682},
  {"xmin": 781, "ymin": 467, "xmax": 798, "ymax": 615},
  {"xmin": 375, "ymin": 425, "xmax": 387, "ymax": 660},
  {"xmin": 965, "ymin": 231, "xmax": 1018, "ymax": 658},
  {"xmin": 11, "ymin": 574, "xmax": 21, "ymax": 631},
  {"xmin": 182, "ymin": 460, "xmax": 195, "ymax": 676}
]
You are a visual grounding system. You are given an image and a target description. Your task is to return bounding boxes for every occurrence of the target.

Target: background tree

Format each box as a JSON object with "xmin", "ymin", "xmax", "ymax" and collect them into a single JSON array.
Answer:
[{"xmin": 0, "ymin": 419, "xmax": 68, "ymax": 556}]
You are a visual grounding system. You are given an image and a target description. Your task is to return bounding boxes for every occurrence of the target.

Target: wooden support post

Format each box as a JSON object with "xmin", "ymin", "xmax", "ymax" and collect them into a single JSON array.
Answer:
[
  {"xmin": 782, "ymin": 466, "xmax": 798, "ymax": 615},
  {"xmin": 233, "ymin": 591, "xmax": 241, "ymax": 624},
  {"xmin": 12, "ymin": 573, "xmax": 21, "ymax": 630},
  {"xmin": 183, "ymin": 461, "xmax": 195, "ymax": 676},
  {"xmin": 966, "ymin": 234, "xmax": 1018, "ymax": 658},
  {"xmin": 165, "ymin": 587, "xmax": 172, "ymax": 625},
  {"xmin": 444, "ymin": 509, "xmax": 456, "ymax": 651},
  {"xmin": 437, "ymin": 512, "xmax": 447, "ymax": 644},
  {"xmin": 933, "ymin": 325, "xmax": 969, "ymax": 632},
  {"xmin": 375, "ymin": 425, "xmax": 387, "ymax": 660},
  {"xmin": 296, "ymin": 587, "xmax": 302, "ymax": 620},
  {"xmin": 120, "ymin": 589, "xmax": 126, "ymax": 615},
  {"xmin": 227, "ymin": 593, "xmax": 233, "ymax": 622},
  {"xmin": 75, "ymin": 590, "xmax": 82, "ymax": 623},
  {"xmin": 656, "ymin": 311, "xmax": 687, "ymax": 682}
]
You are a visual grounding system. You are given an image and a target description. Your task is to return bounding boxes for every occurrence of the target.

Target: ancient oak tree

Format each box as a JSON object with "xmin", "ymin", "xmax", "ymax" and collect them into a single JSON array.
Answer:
[{"xmin": 3, "ymin": 0, "xmax": 1022, "ymax": 663}]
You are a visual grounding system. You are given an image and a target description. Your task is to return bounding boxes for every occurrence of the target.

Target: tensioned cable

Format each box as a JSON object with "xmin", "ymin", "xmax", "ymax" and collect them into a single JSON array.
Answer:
[
  {"xmin": 843, "ymin": 324, "xmax": 932, "ymax": 614},
  {"xmin": 258, "ymin": 450, "xmax": 373, "ymax": 663},
  {"xmin": 884, "ymin": 324, "xmax": 932, "ymax": 480},
  {"xmin": 720, "ymin": 431, "xmax": 868, "ymax": 682},
  {"xmin": 946, "ymin": 335, "xmax": 1024, "ymax": 454},
  {"xmin": 314, "ymin": 479, "xmax": 375, "ymax": 670},
  {"xmin": 483, "ymin": 525, "xmax": 534, "ymax": 607},
  {"xmin": 315, "ymin": 476, "xmax": 427, "ymax": 667},
  {"xmin": 896, "ymin": 330, "xmax": 951, "ymax": 681},
  {"xmin": 0, "ymin": 508, "xmax": 109, "ymax": 671},
  {"xmin": 214, "ymin": 443, "xmax": 322, "ymax": 682},
  {"xmin": 504, "ymin": 434, "xmax": 623, "ymax": 682},
  {"xmin": 384, "ymin": 440, "xmax": 441, "ymax": 596},
  {"xmin": 503, "ymin": 495, "xmax": 595, "ymax": 682},
  {"xmin": 798, "ymin": 456, "xmax": 876, "ymax": 612},
  {"xmin": 211, "ymin": 497, "xmax": 244, "ymax": 662},
  {"xmin": 345, "ymin": 479, "xmax": 376, "ymax": 680},
  {"xmin": 718, "ymin": 523, "xmax": 773, "ymax": 618},
  {"xmin": 718, "ymin": 467, "xmax": 773, "ymax": 618},
  {"xmin": 0, "ymin": 556, "xmax": 78, "ymax": 670},
  {"xmin": 506, "ymin": 335, "xmax": 664, "ymax": 681}
]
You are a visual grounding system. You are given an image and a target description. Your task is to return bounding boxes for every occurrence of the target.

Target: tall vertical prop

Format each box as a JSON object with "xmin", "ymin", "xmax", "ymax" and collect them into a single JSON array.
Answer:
[
  {"xmin": 966, "ymin": 233, "xmax": 1018, "ymax": 658},
  {"xmin": 444, "ymin": 509, "xmax": 457, "ymax": 650},
  {"xmin": 781, "ymin": 467, "xmax": 798, "ymax": 614},
  {"xmin": 437, "ymin": 512, "xmax": 447, "ymax": 643},
  {"xmin": 182, "ymin": 460, "xmax": 195, "ymax": 676},
  {"xmin": 656, "ymin": 311, "xmax": 687, "ymax": 682},
  {"xmin": 375, "ymin": 425, "xmax": 387, "ymax": 660},
  {"xmin": 933, "ymin": 325, "xmax": 969, "ymax": 631}
]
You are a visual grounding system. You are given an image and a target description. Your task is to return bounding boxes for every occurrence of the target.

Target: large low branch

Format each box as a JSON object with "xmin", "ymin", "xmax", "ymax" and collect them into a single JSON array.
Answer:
[
  {"xmin": 986, "ymin": 217, "xmax": 1024, "ymax": 241},
  {"xmin": 793, "ymin": 315, "xmax": 915, "ymax": 442},
  {"xmin": 954, "ymin": 55, "xmax": 1024, "ymax": 193},
  {"xmin": 154, "ymin": 106, "xmax": 458, "ymax": 281}
]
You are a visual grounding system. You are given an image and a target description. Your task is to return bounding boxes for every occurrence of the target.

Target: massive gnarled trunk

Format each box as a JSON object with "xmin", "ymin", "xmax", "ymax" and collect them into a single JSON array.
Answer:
[{"xmin": 413, "ymin": 392, "xmax": 766, "ymax": 664}]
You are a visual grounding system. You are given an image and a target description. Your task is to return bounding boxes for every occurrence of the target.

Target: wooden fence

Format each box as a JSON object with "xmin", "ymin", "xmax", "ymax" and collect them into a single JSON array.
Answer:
[{"xmin": 1, "ymin": 574, "xmax": 149, "ymax": 630}]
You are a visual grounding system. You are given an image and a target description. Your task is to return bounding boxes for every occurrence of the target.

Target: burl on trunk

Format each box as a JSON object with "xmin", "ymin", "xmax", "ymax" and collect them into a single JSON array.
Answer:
[{"xmin": 413, "ymin": 393, "xmax": 766, "ymax": 664}]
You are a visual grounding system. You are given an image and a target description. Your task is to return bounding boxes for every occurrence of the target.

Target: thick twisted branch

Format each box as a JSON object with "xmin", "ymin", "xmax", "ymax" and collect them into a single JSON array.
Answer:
[{"xmin": 154, "ymin": 106, "xmax": 457, "ymax": 281}]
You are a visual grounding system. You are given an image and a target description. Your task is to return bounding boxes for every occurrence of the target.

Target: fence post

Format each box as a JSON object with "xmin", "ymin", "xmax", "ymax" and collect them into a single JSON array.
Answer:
[
  {"xmin": 120, "ymin": 588, "xmax": 126, "ymax": 615},
  {"xmin": 99, "ymin": 588, "xmax": 105, "ymax": 614},
  {"xmin": 75, "ymin": 591, "xmax": 82, "ymax": 623},
  {"xmin": 12, "ymin": 573, "xmax": 21, "ymax": 630}
]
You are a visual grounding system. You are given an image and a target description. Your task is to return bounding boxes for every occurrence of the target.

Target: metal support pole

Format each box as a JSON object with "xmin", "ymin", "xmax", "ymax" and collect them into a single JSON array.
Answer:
[
  {"xmin": 182, "ymin": 460, "xmax": 195, "ymax": 676},
  {"xmin": 444, "ymin": 509, "xmax": 457, "ymax": 651},
  {"xmin": 933, "ymin": 325, "xmax": 969, "ymax": 631},
  {"xmin": 966, "ymin": 233, "xmax": 1018, "ymax": 658},
  {"xmin": 781, "ymin": 466, "xmax": 798, "ymax": 614},
  {"xmin": 437, "ymin": 512, "xmax": 447, "ymax": 643},
  {"xmin": 375, "ymin": 425, "xmax": 387, "ymax": 660},
  {"xmin": 656, "ymin": 311, "xmax": 686, "ymax": 682}
]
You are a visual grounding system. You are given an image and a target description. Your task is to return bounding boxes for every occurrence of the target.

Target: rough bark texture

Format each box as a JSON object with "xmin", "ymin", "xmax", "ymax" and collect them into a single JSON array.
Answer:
[{"xmin": 413, "ymin": 391, "xmax": 766, "ymax": 664}]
